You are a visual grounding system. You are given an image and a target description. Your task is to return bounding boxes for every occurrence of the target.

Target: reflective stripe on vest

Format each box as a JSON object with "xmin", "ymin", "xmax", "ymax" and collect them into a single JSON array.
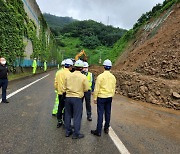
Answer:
[{"xmin": 87, "ymin": 72, "xmax": 92, "ymax": 90}]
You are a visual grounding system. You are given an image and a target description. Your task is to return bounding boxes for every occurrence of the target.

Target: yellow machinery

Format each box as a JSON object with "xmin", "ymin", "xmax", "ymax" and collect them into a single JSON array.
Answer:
[{"xmin": 75, "ymin": 49, "xmax": 87, "ymax": 61}]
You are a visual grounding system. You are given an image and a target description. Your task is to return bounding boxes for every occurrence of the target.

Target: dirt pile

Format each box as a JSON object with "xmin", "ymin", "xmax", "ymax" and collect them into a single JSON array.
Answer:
[
  {"xmin": 91, "ymin": 3, "xmax": 180, "ymax": 109},
  {"xmin": 118, "ymin": 3, "xmax": 180, "ymax": 109},
  {"xmin": 135, "ymin": 5, "xmax": 180, "ymax": 80},
  {"xmin": 113, "ymin": 71, "xmax": 180, "ymax": 109},
  {"xmin": 90, "ymin": 67, "xmax": 180, "ymax": 110},
  {"xmin": 119, "ymin": 4, "xmax": 180, "ymax": 79},
  {"xmin": 136, "ymin": 48, "xmax": 180, "ymax": 80}
]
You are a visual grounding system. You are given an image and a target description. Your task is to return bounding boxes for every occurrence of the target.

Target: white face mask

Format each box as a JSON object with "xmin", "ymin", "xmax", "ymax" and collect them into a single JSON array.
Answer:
[
  {"xmin": 1, "ymin": 61, "xmax": 6, "ymax": 65},
  {"xmin": 84, "ymin": 68, "xmax": 88, "ymax": 72}
]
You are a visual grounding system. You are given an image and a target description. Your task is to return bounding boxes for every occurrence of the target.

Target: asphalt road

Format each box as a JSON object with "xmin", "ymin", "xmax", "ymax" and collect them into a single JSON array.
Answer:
[{"xmin": 0, "ymin": 70, "xmax": 180, "ymax": 154}]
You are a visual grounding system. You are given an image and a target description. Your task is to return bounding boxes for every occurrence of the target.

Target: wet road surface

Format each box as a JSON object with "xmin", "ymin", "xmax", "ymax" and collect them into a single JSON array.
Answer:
[{"xmin": 0, "ymin": 70, "xmax": 180, "ymax": 154}]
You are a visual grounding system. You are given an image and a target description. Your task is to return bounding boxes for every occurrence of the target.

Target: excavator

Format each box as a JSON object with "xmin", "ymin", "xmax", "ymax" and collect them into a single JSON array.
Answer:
[{"xmin": 75, "ymin": 49, "xmax": 87, "ymax": 61}]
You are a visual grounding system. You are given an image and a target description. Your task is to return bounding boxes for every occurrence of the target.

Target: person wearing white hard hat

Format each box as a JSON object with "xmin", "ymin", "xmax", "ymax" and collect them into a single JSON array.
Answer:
[
  {"xmin": 32, "ymin": 58, "xmax": 37, "ymax": 74},
  {"xmin": 52, "ymin": 59, "xmax": 66, "ymax": 116},
  {"xmin": 61, "ymin": 60, "xmax": 65, "ymax": 67},
  {"xmin": 57, "ymin": 60, "xmax": 66, "ymax": 75},
  {"xmin": 64, "ymin": 60, "xmax": 89, "ymax": 139},
  {"xmin": 55, "ymin": 58, "xmax": 73, "ymax": 127},
  {"xmin": 0, "ymin": 57, "xmax": 9, "ymax": 103},
  {"xmin": 91, "ymin": 59, "xmax": 116, "ymax": 136},
  {"xmin": 82, "ymin": 62, "xmax": 95, "ymax": 121},
  {"xmin": 57, "ymin": 60, "xmax": 65, "ymax": 69},
  {"xmin": 69, "ymin": 59, "xmax": 76, "ymax": 73}
]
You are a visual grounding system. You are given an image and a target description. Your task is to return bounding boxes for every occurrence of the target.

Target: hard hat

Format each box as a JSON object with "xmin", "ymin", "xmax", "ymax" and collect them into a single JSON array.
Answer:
[
  {"xmin": 103, "ymin": 59, "xmax": 112, "ymax": 67},
  {"xmin": 83, "ymin": 62, "xmax": 89, "ymax": 68},
  {"xmin": 65, "ymin": 59, "xmax": 73, "ymax": 65},
  {"xmin": 61, "ymin": 60, "xmax": 65, "ymax": 66},
  {"xmin": 74, "ymin": 60, "xmax": 84, "ymax": 67}
]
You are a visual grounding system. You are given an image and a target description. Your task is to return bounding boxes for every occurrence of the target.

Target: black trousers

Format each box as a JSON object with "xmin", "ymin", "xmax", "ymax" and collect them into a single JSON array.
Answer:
[
  {"xmin": 57, "ymin": 93, "xmax": 66, "ymax": 121},
  {"xmin": 65, "ymin": 97, "xmax": 83, "ymax": 136},
  {"xmin": 96, "ymin": 97, "xmax": 112, "ymax": 134},
  {"xmin": 0, "ymin": 79, "xmax": 8, "ymax": 102},
  {"xmin": 83, "ymin": 90, "xmax": 92, "ymax": 118}
]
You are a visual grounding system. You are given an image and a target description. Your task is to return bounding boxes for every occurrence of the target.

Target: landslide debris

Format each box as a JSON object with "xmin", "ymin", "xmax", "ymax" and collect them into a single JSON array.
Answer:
[{"xmin": 91, "ymin": 3, "xmax": 180, "ymax": 110}]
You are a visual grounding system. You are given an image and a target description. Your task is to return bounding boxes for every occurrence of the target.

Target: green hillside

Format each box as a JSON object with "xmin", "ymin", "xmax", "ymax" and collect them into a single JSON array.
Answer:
[
  {"xmin": 60, "ymin": 20, "xmax": 126, "ymax": 48},
  {"xmin": 43, "ymin": 14, "xmax": 127, "ymax": 64},
  {"xmin": 55, "ymin": 36, "xmax": 113, "ymax": 65},
  {"xmin": 43, "ymin": 13, "xmax": 76, "ymax": 36}
]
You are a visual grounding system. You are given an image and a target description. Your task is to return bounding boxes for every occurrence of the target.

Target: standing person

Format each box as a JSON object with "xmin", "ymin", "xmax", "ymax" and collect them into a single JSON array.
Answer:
[
  {"xmin": 0, "ymin": 57, "xmax": 9, "ymax": 103},
  {"xmin": 52, "ymin": 60, "xmax": 65, "ymax": 116},
  {"xmin": 55, "ymin": 59, "xmax": 73, "ymax": 127},
  {"xmin": 44, "ymin": 60, "xmax": 47, "ymax": 72},
  {"xmin": 32, "ymin": 58, "xmax": 37, "ymax": 74},
  {"xmin": 82, "ymin": 62, "xmax": 95, "ymax": 121},
  {"xmin": 91, "ymin": 59, "xmax": 116, "ymax": 136},
  {"xmin": 65, "ymin": 60, "xmax": 89, "ymax": 139}
]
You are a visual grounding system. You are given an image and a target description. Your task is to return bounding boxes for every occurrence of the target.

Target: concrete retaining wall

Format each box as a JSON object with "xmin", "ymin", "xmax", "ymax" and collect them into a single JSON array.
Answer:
[{"xmin": 21, "ymin": 0, "xmax": 51, "ymax": 67}]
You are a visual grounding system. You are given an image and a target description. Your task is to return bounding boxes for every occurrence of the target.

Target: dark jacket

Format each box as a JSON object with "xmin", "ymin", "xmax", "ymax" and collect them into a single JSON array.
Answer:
[{"xmin": 0, "ymin": 64, "xmax": 8, "ymax": 79}]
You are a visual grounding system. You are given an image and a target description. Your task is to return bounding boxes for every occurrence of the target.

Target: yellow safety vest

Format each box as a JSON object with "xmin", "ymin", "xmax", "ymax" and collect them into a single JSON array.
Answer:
[{"xmin": 87, "ymin": 72, "xmax": 93, "ymax": 90}]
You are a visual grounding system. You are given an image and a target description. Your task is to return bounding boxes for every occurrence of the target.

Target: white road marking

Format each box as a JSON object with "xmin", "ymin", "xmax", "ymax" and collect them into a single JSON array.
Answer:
[
  {"xmin": 109, "ymin": 126, "xmax": 130, "ymax": 154},
  {"xmin": 0, "ymin": 74, "xmax": 49, "ymax": 102},
  {"xmin": 2, "ymin": 74, "xmax": 129, "ymax": 154}
]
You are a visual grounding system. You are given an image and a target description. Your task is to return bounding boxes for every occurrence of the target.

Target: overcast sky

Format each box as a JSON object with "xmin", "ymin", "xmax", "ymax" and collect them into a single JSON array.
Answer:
[{"xmin": 36, "ymin": 0, "xmax": 164, "ymax": 29}]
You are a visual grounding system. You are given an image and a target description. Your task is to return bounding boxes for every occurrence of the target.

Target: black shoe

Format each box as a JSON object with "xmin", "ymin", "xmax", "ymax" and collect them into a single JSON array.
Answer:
[
  {"xmin": 87, "ymin": 117, "xmax": 92, "ymax": 121},
  {"xmin": 1, "ymin": 101, "xmax": 9, "ymax": 103},
  {"xmin": 91, "ymin": 130, "xmax": 101, "ymax": 137},
  {"xmin": 57, "ymin": 121, "xmax": 63, "ymax": 128},
  {"xmin": 66, "ymin": 131, "xmax": 73, "ymax": 137},
  {"xmin": 104, "ymin": 128, "xmax": 109, "ymax": 134},
  {"xmin": 52, "ymin": 114, "xmax": 57, "ymax": 117},
  {"xmin": 72, "ymin": 134, "xmax": 84, "ymax": 139}
]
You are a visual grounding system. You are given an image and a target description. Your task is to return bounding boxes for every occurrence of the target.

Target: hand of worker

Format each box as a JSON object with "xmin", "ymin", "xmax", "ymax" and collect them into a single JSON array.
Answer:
[
  {"xmin": 94, "ymin": 100, "xmax": 97, "ymax": 104},
  {"xmin": 91, "ymin": 92, "xmax": 94, "ymax": 95}
]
